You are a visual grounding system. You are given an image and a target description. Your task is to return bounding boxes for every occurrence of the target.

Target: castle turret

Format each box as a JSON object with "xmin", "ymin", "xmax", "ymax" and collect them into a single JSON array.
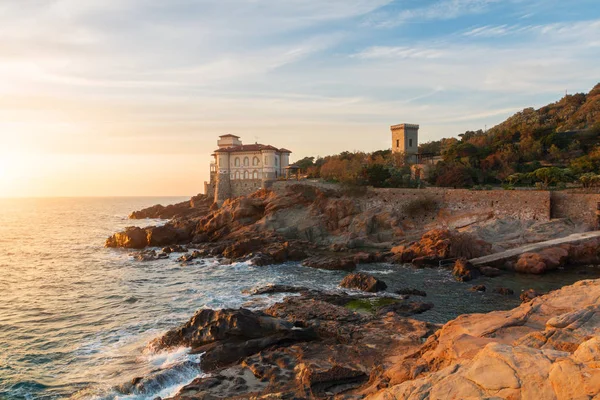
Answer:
[
  {"xmin": 261, "ymin": 149, "xmax": 279, "ymax": 183},
  {"xmin": 214, "ymin": 151, "xmax": 231, "ymax": 206}
]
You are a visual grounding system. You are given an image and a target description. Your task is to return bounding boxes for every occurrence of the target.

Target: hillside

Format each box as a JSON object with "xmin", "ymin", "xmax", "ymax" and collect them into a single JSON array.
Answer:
[
  {"xmin": 296, "ymin": 83, "xmax": 600, "ymax": 189},
  {"xmin": 489, "ymin": 82, "xmax": 600, "ymax": 135}
]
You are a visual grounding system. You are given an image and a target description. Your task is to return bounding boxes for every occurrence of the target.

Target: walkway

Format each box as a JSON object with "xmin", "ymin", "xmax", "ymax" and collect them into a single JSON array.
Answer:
[{"xmin": 469, "ymin": 231, "xmax": 600, "ymax": 266}]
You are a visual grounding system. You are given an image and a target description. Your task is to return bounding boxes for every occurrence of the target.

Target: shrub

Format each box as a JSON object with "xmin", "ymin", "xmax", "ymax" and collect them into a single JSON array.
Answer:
[
  {"xmin": 402, "ymin": 197, "xmax": 439, "ymax": 215},
  {"xmin": 435, "ymin": 164, "xmax": 475, "ymax": 188}
]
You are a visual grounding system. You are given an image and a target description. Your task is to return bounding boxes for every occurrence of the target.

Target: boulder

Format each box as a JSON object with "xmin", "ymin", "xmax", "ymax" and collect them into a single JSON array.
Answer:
[
  {"xmin": 395, "ymin": 288, "xmax": 427, "ymax": 297},
  {"xmin": 246, "ymin": 285, "xmax": 309, "ymax": 295},
  {"xmin": 520, "ymin": 288, "xmax": 543, "ymax": 303},
  {"xmin": 493, "ymin": 287, "xmax": 514, "ymax": 295},
  {"xmin": 376, "ymin": 301, "xmax": 433, "ymax": 317},
  {"xmin": 452, "ymin": 259, "xmax": 480, "ymax": 282},
  {"xmin": 302, "ymin": 256, "xmax": 356, "ymax": 271},
  {"xmin": 469, "ymin": 285, "xmax": 486, "ymax": 292},
  {"xmin": 339, "ymin": 272, "xmax": 387, "ymax": 293},
  {"xmin": 146, "ymin": 224, "xmax": 190, "ymax": 247},
  {"xmin": 479, "ymin": 266, "xmax": 503, "ymax": 277},
  {"xmin": 105, "ymin": 226, "xmax": 148, "ymax": 249},
  {"xmin": 515, "ymin": 247, "xmax": 569, "ymax": 274},
  {"xmin": 392, "ymin": 229, "xmax": 492, "ymax": 265}
]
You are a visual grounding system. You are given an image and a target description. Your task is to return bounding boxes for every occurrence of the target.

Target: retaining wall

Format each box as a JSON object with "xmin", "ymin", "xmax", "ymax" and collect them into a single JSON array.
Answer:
[{"xmin": 551, "ymin": 192, "xmax": 600, "ymax": 228}]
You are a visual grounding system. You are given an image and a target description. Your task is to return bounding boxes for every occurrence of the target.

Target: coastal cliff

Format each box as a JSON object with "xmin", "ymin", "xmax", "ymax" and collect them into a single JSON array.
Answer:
[{"xmin": 107, "ymin": 183, "xmax": 600, "ymax": 273}]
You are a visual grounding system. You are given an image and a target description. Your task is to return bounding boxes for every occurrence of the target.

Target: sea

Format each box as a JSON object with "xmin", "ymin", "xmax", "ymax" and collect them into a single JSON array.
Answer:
[{"xmin": 1, "ymin": 197, "xmax": 599, "ymax": 400}]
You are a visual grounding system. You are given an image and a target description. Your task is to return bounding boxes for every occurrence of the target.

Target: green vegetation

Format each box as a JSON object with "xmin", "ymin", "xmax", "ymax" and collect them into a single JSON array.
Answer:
[
  {"xmin": 293, "ymin": 150, "xmax": 422, "ymax": 188},
  {"xmin": 299, "ymin": 83, "xmax": 600, "ymax": 190}
]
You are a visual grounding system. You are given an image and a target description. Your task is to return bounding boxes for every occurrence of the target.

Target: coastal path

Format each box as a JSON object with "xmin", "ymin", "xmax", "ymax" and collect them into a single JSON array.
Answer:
[{"xmin": 469, "ymin": 231, "xmax": 600, "ymax": 266}]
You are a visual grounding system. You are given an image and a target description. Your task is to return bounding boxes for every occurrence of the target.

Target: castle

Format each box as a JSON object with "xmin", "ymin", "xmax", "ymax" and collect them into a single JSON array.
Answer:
[{"xmin": 204, "ymin": 135, "xmax": 291, "ymax": 205}]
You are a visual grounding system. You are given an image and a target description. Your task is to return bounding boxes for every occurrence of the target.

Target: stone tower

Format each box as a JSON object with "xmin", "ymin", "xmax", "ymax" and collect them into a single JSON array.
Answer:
[
  {"xmin": 214, "ymin": 151, "xmax": 232, "ymax": 205},
  {"xmin": 391, "ymin": 123, "xmax": 419, "ymax": 162}
]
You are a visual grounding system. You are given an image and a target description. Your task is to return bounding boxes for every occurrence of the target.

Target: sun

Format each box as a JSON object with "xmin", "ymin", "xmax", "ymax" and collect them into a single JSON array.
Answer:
[{"xmin": 0, "ymin": 151, "xmax": 35, "ymax": 197}]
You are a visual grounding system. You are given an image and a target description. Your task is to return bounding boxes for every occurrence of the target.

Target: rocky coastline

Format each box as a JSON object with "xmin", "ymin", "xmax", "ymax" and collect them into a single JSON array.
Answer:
[{"xmin": 106, "ymin": 185, "xmax": 600, "ymax": 399}]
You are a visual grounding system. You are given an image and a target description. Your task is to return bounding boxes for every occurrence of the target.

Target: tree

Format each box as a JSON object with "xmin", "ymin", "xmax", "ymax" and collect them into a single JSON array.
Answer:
[
  {"xmin": 295, "ymin": 157, "xmax": 315, "ymax": 172},
  {"xmin": 530, "ymin": 167, "xmax": 566, "ymax": 189},
  {"xmin": 435, "ymin": 164, "xmax": 475, "ymax": 188},
  {"xmin": 362, "ymin": 164, "xmax": 391, "ymax": 187}
]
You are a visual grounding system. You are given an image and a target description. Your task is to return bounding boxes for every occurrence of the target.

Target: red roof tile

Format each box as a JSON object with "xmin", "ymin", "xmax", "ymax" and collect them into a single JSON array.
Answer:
[{"xmin": 214, "ymin": 144, "xmax": 291, "ymax": 153}]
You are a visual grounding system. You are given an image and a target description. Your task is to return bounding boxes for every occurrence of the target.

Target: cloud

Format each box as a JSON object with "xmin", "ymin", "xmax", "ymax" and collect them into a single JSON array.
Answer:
[
  {"xmin": 353, "ymin": 46, "xmax": 446, "ymax": 59},
  {"xmin": 367, "ymin": 0, "xmax": 504, "ymax": 28},
  {"xmin": 463, "ymin": 19, "xmax": 600, "ymax": 39}
]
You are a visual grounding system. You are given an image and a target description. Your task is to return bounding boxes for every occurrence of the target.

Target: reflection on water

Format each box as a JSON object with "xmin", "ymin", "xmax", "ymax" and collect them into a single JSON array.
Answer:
[{"xmin": 0, "ymin": 197, "xmax": 598, "ymax": 399}]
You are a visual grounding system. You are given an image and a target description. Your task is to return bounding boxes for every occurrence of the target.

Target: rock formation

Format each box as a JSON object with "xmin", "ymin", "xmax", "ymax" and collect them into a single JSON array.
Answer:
[
  {"xmin": 369, "ymin": 279, "xmax": 600, "ymax": 399},
  {"xmin": 340, "ymin": 272, "xmax": 387, "ymax": 293}
]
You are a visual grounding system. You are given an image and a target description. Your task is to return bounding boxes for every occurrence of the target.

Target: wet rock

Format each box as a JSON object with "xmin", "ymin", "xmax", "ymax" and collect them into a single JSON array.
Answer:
[
  {"xmin": 411, "ymin": 256, "xmax": 440, "ymax": 267},
  {"xmin": 150, "ymin": 308, "xmax": 317, "ymax": 372},
  {"xmin": 340, "ymin": 272, "xmax": 387, "ymax": 293},
  {"xmin": 494, "ymin": 287, "xmax": 514, "ymax": 295},
  {"xmin": 246, "ymin": 284, "xmax": 309, "ymax": 295},
  {"xmin": 222, "ymin": 238, "xmax": 263, "ymax": 259},
  {"xmin": 479, "ymin": 266, "xmax": 503, "ymax": 277},
  {"xmin": 105, "ymin": 226, "xmax": 148, "ymax": 249},
  {"xmin": 376, "ymin": 301, "xmax": 434, "ymax": 317},
  {"xmin": 353, "ymin": 252, "xmax": 377, "ymax": 264},
  {"xmin": 469, "ymin": 285, "xmax": 486, "ymax": 292},
  {"xmin": 452, "ymin": 259, "xmax": 480, "ymax": 282},
  {"xmin": 302, "ymin": 256, "xmax": 356, "ymax": 271},
  {"xmin": 520, "ymin": 288, "xmax": 543, "ymax": 303},
  {"xmin": 133, "ymin": 249, "xmax": 157, "ymax": 262},
  {"xmin": 146, "ymin": 224, "xmax": 191, "ymax": 247},
  {"xmin": 395, "ymin": 288, "xmax": 427, "ymax": 297}
]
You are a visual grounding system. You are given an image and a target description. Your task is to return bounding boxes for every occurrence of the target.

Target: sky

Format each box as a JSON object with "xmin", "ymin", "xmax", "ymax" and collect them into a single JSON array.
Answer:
[{"xmin": 1, "ymin": 0, "xmax": 599, "ymax": 197}]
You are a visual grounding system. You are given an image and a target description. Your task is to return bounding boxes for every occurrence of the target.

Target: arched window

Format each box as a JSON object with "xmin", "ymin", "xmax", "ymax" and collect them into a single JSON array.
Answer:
[
  {"xmin": 235, "ymin": 171, "xmax": 241, "ymax": 180},
  {"xmin": 253, "ymin": 170, "xmax": 258, "ymax": 179},
  {"xmin": 244, "ymin": 171, "xmax": 249, "ymax": 180},
  {"xmin": 243, "ymin": 157, "xmax": 249, "ymax": 166},
  {"xmin": 234, "ymin": 157, "xmax": 240, "ymax": 167},
  {"xmin": 253, "ymin": 156, "xmax": 259, "ymax": 166}
]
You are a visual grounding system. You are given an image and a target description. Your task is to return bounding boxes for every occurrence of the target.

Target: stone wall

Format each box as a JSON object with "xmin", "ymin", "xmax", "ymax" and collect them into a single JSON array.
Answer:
[
  {"xmin": 551, "ymin": 192, "xmax": 600, "ymax": 228},
  {"xmin": 366, "ymin": 188, "xmax": 551, "ymax": 225},
  {"xmin": 225, "ymin": 180, "xmax": 600, "ymax": 228},
  {"xmin": 230, "ymin": 179, "xmax": 263, "ymax": 198},
  {"xmin": 271, "ymin": 181, "xmax": 552, "ymax": 226}
]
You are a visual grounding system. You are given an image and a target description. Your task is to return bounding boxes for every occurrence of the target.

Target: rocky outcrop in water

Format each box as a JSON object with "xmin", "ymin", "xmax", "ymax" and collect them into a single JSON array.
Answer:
[
  {"xmin": 340, "ymin": 272, "xmax": 387, "ymax": 292},
  {"xmin": 150, "ymin": 308, "xmax": 318, "ymax": 372},
  {"xmin": 129, "ymin": 194, "xmax": 211, "ymax": 219},
  {"xmin": 452, "ymin": 258, "xmax": 481, "ymax": 282},
  {"xmin": 147, "ymin": 289, "xmax": 435, "ymax": 399},
  {"xmin": 138, "ymin": 277, "xmax": 600, "ymax": 399}
]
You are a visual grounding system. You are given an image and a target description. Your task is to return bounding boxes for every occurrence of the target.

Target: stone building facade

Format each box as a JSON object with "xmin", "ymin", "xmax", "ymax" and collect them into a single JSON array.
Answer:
[
  {"xmin": 204, "ymin": 134, "xmax": 291, "ymax": 205},
  {"xmin": 391, "ymin": 123, "xmax": 419, "ymax": 163}
]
